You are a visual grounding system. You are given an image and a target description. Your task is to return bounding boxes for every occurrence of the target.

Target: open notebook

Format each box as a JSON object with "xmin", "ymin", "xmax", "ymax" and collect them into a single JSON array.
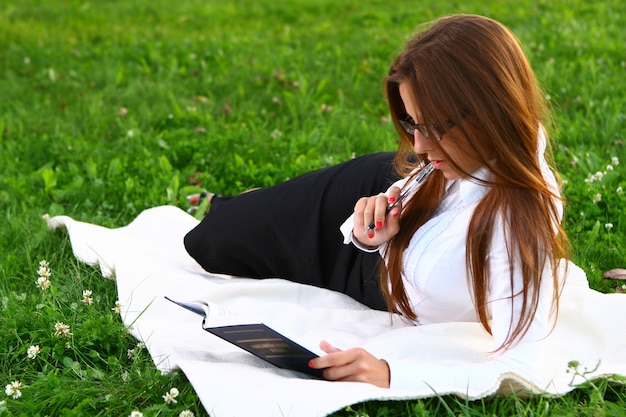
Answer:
[{"xmin": 164, "ymin": 296, "xmax": 323, "ymax": 378}]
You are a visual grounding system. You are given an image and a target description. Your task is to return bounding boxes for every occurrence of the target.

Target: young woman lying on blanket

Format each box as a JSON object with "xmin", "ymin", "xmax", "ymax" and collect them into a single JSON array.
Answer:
[{"xmin": 184, "ymin": 14, "xmax": 569, "ymax": 389}]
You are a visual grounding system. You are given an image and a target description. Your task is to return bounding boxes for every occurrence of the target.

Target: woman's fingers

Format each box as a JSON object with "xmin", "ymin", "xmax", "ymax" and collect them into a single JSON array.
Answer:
[
  {"xmin": 386, "ymin": 186, "xmax": 402, "ymax": 217},
  {"xmin": 353, "ymin": 187, "xmax": 403, "ymax": 246},
  {"xmin": 310, "ymin": 341, "xmax": 390, "ymax": 388},
  {"xmin": 319, "ymin": 339, "xmax": 341, "ymax": 354}
]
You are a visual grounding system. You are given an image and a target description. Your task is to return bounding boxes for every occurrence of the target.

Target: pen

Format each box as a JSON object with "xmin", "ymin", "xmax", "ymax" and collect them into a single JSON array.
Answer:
[{"xmin": 363, "ymin": 162, "xmax": 435, "ymax": 236}]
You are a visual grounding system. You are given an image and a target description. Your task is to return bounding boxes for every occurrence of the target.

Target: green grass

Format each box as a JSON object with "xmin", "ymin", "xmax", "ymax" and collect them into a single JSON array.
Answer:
[{"xmin": 1, "ymin": 0, "xmax": 624, "ymax": 416}]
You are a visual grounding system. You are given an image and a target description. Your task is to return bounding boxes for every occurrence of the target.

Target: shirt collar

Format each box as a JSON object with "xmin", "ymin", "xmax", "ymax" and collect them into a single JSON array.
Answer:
[{"xmin": 446, "ymin": 165, "xmax": 492, "ymax": 204}]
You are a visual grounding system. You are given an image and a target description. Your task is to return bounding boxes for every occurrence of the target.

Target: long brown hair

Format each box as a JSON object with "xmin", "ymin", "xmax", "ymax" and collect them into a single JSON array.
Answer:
[{"xmin": 381, "ymin": 14, "xmax": 569, "ymax": 351}]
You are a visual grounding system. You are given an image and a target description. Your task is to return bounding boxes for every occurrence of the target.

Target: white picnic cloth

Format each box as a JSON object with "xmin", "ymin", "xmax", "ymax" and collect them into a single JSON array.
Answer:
[{"xmin": 48, "ymin": 205, "xmax": 626, "ymax": 417}]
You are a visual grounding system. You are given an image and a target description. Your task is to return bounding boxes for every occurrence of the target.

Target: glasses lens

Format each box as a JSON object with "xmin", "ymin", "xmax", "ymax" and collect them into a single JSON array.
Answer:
[
  {"xmin": 428, "ymin": 126, "xmax": 442, "ymax": 141},
  {"xmin": 399, "ymin": 118, "xmax": 414, "ymax": 136},
  {"xmin": 416, "ymin": 125, "xmax": 431, "ymax": 139},
  {"xmin": 399, "ymin": 116, "xmax": 446, "ymax": 141}
]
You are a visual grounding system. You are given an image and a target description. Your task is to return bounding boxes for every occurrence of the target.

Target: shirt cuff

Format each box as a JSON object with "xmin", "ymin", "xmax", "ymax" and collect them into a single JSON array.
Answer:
[
  {"xmin": 339, "ymin": 213, "xmax": 380, "ymax": 252},
  {"xmin": 350, "ymin": 232, "xmax": 381, "ymax": 253}
]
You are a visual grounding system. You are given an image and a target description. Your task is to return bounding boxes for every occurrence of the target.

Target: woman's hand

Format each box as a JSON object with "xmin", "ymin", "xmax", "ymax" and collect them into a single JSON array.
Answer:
[
  {"xmin": 309, "ymin": 340, "xmax": 390, "ymax": 388},
  {"xmin": 352, "ymin": 186, "xmax": 403, "ymax": 248}
]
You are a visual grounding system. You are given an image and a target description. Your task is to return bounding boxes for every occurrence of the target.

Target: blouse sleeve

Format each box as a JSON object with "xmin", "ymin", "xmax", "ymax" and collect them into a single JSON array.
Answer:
[
  {"xmin": 487, "ymin": 124, "xmax": 561, "ymax": 360},
  {"xmin": 385, "ymin": 216, "xmax": 557, "ymax": 389},
  {"xmin": 484, "ymin": 213, "xmax": 557, "ymax": 370}
]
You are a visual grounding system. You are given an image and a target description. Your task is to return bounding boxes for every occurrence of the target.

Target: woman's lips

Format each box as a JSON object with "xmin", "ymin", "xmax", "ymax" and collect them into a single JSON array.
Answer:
[{"xmin": 432, "ymin": 160, "xmax": 445, "ymax": 169}]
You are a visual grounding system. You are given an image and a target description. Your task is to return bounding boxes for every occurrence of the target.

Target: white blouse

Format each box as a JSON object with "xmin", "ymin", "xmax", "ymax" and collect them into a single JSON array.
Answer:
[{"xmin": 339, "ymin": 135, "xmax": 563, "ymax": 389}]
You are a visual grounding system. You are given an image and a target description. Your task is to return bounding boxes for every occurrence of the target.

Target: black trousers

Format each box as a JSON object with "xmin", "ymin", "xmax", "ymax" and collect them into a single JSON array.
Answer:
[{"xmin": 183, "ymin": 152, "xmax": 399, "ymax": 310}]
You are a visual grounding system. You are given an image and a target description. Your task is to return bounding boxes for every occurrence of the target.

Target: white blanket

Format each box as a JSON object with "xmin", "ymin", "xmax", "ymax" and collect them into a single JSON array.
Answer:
[{"xmin": 48, "ymin": 206, "xmax": 626, "ymax": 417}]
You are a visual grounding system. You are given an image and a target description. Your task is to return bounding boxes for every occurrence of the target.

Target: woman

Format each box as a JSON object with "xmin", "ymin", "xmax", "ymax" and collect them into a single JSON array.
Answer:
[{"xmin": 184, "ymin": 14, "xmax": 569, "ymax": 388}]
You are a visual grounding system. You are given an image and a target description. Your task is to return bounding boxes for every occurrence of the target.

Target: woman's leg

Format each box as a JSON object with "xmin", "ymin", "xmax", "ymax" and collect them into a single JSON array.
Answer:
[{"xmin": 184, "ymin": 152, "xmax": 399, "ymax": 310}]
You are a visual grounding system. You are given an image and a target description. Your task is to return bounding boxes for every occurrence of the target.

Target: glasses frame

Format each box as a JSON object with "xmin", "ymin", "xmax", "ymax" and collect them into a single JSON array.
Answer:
[{"xmin": 398, "ymin": 115, "xmax": 457, "ymax": 141}]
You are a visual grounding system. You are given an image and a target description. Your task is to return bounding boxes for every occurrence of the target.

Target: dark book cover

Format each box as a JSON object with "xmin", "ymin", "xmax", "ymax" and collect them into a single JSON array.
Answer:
[{"xmin": 165, "ymin": 297, "xmax": 323, "ymax": 378}]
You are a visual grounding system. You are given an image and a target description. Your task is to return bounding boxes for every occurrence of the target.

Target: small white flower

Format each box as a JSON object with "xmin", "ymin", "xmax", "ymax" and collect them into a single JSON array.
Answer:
[
  {"xmin": 163, "ymin": 392, "xmax": 177, "ymax": 404},
  {"xmin": 179, "ymin": 410, "xmax": 195, "ymax": 417},
  {"xmin": 112, "ymin": 300, "xmax": 123, "ymax": 314},
  {"xmin": 163, "ymin": 387, "xmax": 179, "ymax": 404},
  {"xmin": 81, "ymin": 290, "xmax": 93, "ymax": 305},
  {"xmin": 592, "ymin": 171, "xmax": 604, "ymax": 182},
  {"xmin": 605, "ymin": 223, "xmax": 613, "ymax": 230},
  {"xmin": 36, "ymin": 276, "xmax": 51, "ymax": 291},
  {"xmin": 129, "ymin": 411, "xmax": 144, "ymax": 417},
  {"xmin": 270, "ymin": 129, "xmax": 283, "ymax": 140},
  {"xmin": 617, "ymin": 186, "xmax": 623, "ymax": 195},
  {"xmin": 42, "ymin": 213, "xmax": 50, "ymax": 222},
  {"xmin": 606, "ymin": 164, "xmax": 614, "ymax": 171},
  {"xmin": 612, "ymin": 156, "xmax": 619, "ymax": 165},
  {"xmin": 127, "ymin": 129, "xmax": 134, "ymax": 138},
  {"xmin": 5, "ymin": 381, "xmax": 23, "ymax": 399},
  {"xmin": 37, "ymin": 260, "xmax": 51, "ymax": 279},
  {"xmin": 593, "ymin": 193, "xmax": 602, "ymax": 203},
  {"xmin": 54, "ymin": 322, "xmax": 72, "ymax": 338},
  {"xmin": 27, "ymin": 345, "xmax": 40, "ymax": 359},
  {"xmin": 127, "ymin": 348, "xmax": 135, "ymax": 359}
]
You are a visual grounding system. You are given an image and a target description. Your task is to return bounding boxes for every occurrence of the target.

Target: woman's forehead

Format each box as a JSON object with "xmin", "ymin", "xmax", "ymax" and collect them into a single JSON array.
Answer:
[{"xmin": 399, "ymin": 83, "xmax": 423, "ymax": 119}]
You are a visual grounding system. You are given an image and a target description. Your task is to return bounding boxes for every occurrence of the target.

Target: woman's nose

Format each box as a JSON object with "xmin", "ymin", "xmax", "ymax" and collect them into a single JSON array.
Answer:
[{"xmin": 412, "ymin": 130, "xmax": 431, "ymax": 154}]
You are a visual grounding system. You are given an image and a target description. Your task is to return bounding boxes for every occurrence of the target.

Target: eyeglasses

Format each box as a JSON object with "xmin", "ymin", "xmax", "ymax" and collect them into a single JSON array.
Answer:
[{"xmin": 398, "ymin": 115, "xmax": 456, "ymax": 141}]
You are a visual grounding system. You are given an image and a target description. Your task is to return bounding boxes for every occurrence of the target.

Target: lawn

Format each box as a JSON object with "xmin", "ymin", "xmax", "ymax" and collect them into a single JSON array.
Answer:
[{"xmin": 0, "ymin": 0, "xmax": 624, "ymax": 416}]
